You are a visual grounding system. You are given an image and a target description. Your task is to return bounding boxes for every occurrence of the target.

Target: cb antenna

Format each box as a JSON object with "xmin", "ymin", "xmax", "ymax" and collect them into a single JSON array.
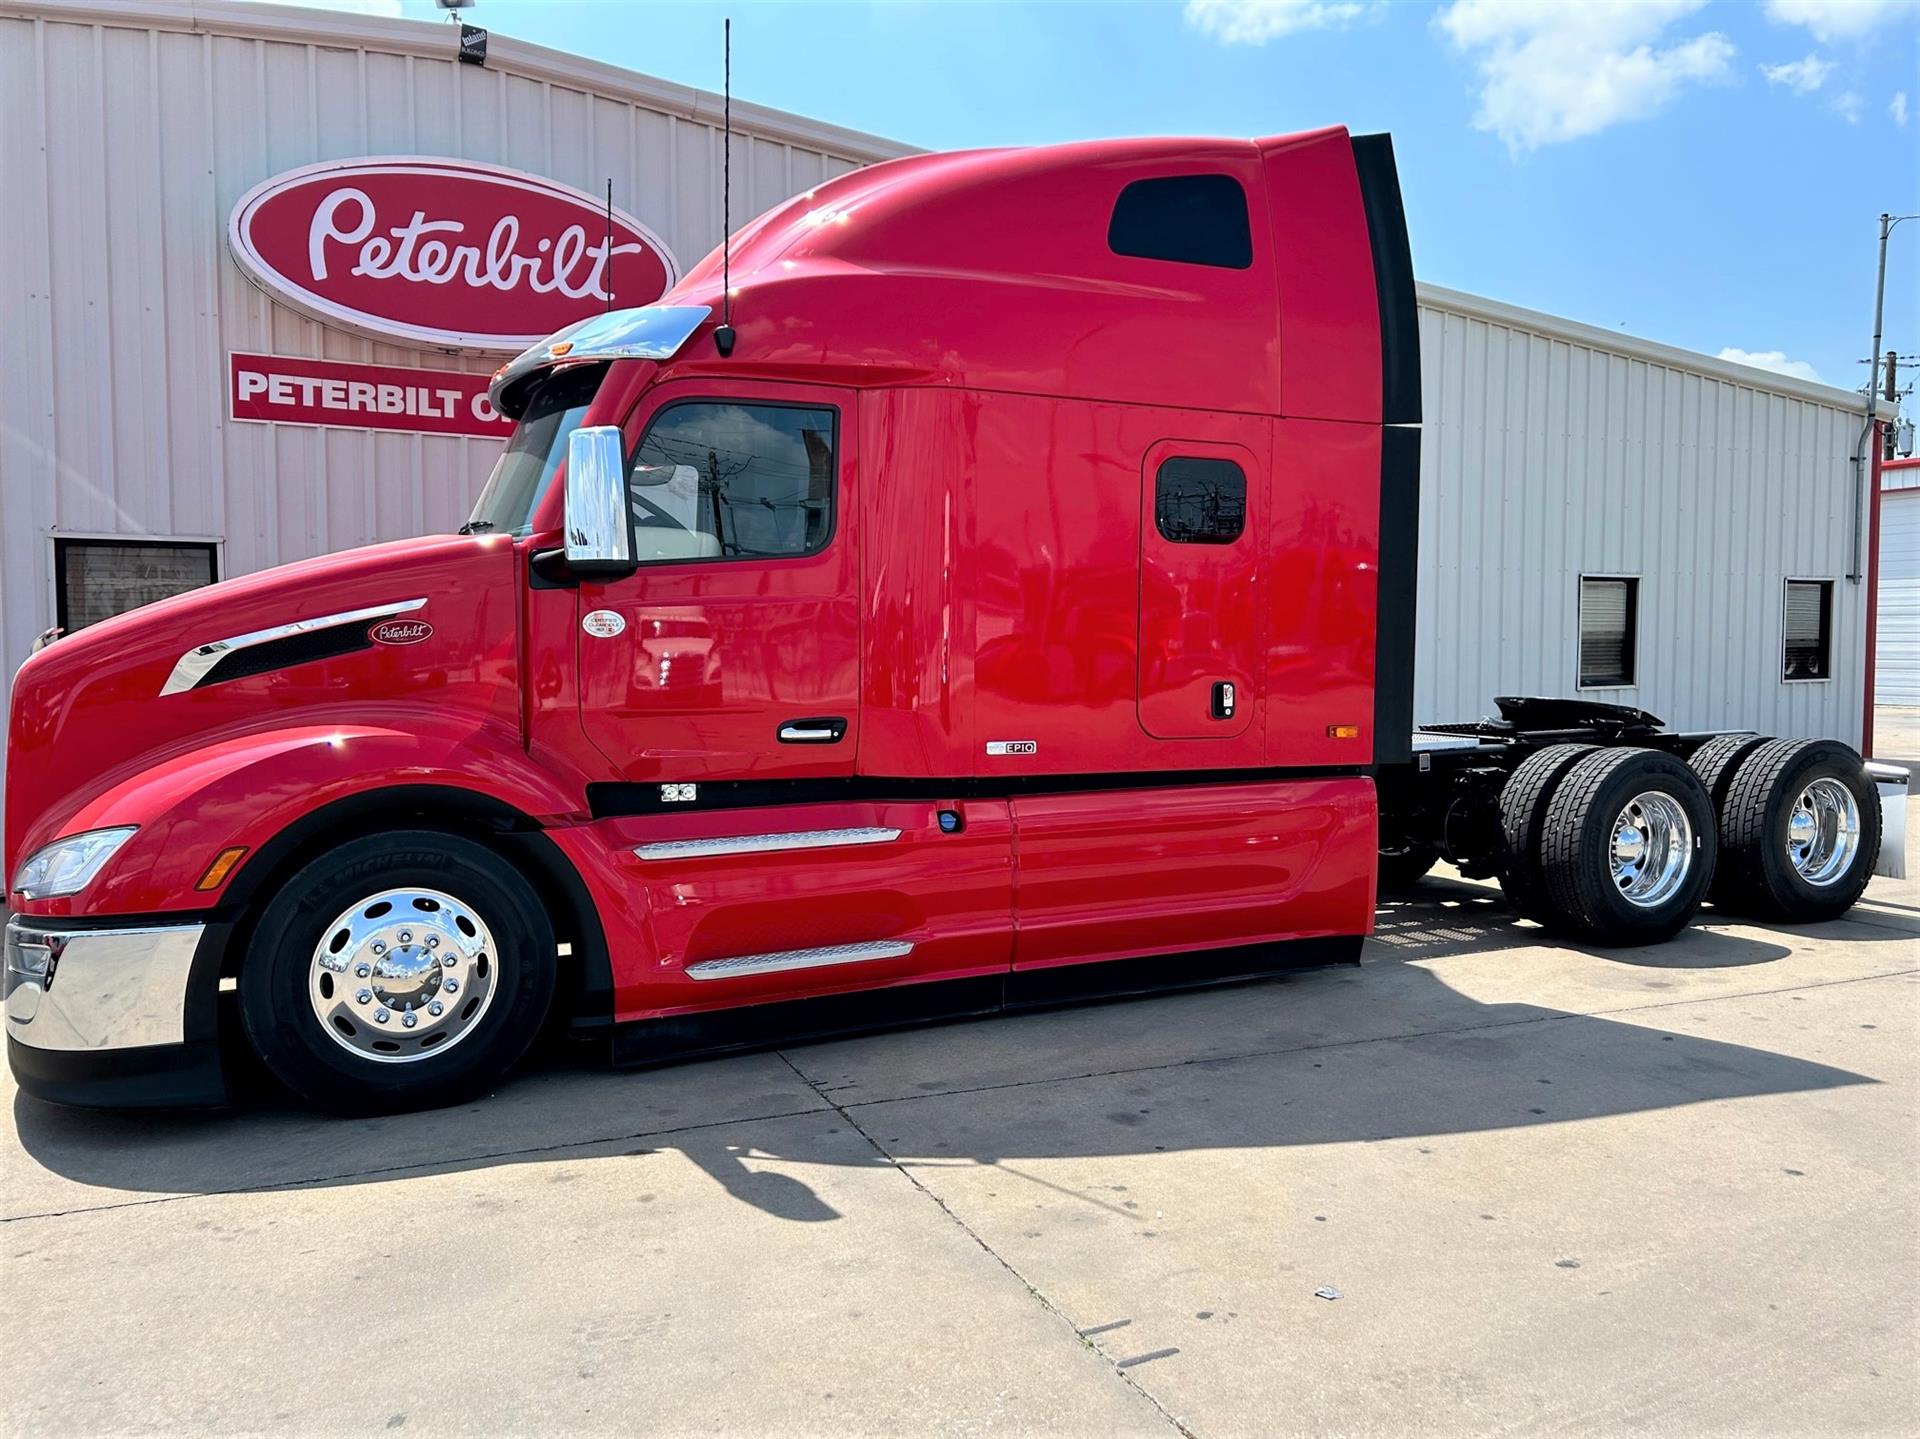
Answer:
[
  {"xmin": 604, "ymin": 177, "xmax": 614, "ymax": 312},
  {"xmin": 713, "ymin": 15, "xmax": 737, "ymax": 357}
]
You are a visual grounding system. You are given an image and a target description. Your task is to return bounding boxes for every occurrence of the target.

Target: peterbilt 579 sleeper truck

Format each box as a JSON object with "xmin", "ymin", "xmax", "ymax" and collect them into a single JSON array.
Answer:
[{"xmin": 4, "ymin": 129, "xmax": 1896, "ymax": 1113}]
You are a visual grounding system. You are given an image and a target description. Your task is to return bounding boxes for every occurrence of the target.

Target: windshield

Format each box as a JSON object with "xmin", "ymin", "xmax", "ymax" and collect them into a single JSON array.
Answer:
[{"xmin": 464, "ymin": 364, "xmax": 608, "ymax": 537}]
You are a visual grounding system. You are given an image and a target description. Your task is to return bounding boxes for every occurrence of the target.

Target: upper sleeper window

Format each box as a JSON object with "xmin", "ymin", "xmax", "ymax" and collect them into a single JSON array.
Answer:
[{"xmin": 1108, "ymin": 175, "xmax": 1253, "ymax": 270}]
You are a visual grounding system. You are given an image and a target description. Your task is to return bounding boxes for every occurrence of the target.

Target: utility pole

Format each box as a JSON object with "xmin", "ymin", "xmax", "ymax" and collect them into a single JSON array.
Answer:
[{"xmin": 1852, "ymin": 212, "xmax": 1916, "ymax": 582}]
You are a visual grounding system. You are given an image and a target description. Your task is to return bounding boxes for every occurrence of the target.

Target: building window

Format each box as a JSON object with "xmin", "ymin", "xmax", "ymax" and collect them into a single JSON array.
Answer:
[
  {"xmin": 1154, "ymin": 457, "xmax": 1247, "ymax": 544},
  {"xmin": 1108, "ymin": 175, "xmax": 1253, "ymax": 270},
  {"xmin": 1783, "ymin": 579, "xmax": 1833, "ymax": 681},
  {"xmin": 1578, "ymin": 575, "xmax": 1638, "ymax": 688},
  {"xmin": 54, "ymin": 538, "xmax": 218, "ymax": 634},
  {"xmin": 627, "ymin": 401, "xmax": 837, "ymax": 563}
]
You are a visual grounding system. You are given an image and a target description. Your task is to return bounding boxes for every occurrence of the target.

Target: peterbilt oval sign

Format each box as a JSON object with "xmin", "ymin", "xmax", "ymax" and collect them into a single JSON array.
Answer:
[{"xmin": 229, "ymin": 157, "xmax": 680, "ymax": 353}]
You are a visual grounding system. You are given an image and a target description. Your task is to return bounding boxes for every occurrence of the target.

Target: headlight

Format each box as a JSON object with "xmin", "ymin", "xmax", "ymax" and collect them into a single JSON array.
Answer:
[{"xmin": 11, "ymin": 826, "xmax": 138, "ymax": 900}]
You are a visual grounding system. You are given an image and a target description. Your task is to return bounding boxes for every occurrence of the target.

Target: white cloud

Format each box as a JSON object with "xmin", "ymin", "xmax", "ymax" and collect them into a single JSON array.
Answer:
[
  {"xmin": 1183, "ymin": 0, "xmax": 1372, "ymax": 44},
  {"xmin": 1760, "ymin": 53, "xmax": 1834, "ymax": 91},
  {"xmin": 1894, "ymin": 91, "xmax": 1911, "ymax": 124},
  {"xmin": 1718, "ymin": 347, "xmax": 1825, "ymax": 383},
  {"xmin": 1833, "ymin": 88, "xmax": 1866, "ymax": 120},
  {"xmin": 1764, "ymin": 0, "xmax": 1920, "ymax": 44},
  {"xmin": 1436, "ymin": 1, "xmax": 1735, "ymax": 153}
]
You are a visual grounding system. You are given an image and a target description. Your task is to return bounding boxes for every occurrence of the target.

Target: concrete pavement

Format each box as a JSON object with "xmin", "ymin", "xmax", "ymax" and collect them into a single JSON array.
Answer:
[{"xmin": 5, "ymin": 861, "xmax": 1916, "ymax": 1436}]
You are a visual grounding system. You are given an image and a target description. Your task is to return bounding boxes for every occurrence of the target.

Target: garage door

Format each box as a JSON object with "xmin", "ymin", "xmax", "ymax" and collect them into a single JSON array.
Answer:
[{"xmin": 1877, "ymin": 488, "xmax": 1920, "ymax": 705}]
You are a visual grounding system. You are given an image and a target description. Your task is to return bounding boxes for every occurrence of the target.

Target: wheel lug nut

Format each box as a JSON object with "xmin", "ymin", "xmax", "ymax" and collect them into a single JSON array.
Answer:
[
  {"xmin": 402, "ymin": 1011, "xmax": 418, "ymax": 1028},
  {"xmin": 371, "ymin": 941, "xmax": 386, "ymax": 955},
  {"xmin": 398, "ymin": 930, "xmax": 413, "ymax": 944},
  {"xmin": 444, "ymin": 978, "xmax": 459, "ymax": 994},
  {"xmin": 374, "ymin": 1008, "xmax": 391, "ymax": 1023},
  {"xmin": 441, "ymin": 952, "xmax": 456, "ymax": 966},
  {"xmin": 355, "ymin": 964, "xmax": 371, "ymax": 978},
  {"xmin": 425, "ymin": 935, "xmax": 439, "ymax": 949},
  {"xmin": 356, "ymin": 988, "xmax": 373, "ymax": 1005},
  {"xmin": 428, "ymin": 1000, "xmax": 444, "ymax": 1017}
]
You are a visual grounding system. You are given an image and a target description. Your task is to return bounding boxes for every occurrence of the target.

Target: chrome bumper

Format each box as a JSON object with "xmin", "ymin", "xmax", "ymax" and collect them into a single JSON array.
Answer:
[{"xmin": 4, "ymin": 916, "xmax": 204, "ymax": 1052}]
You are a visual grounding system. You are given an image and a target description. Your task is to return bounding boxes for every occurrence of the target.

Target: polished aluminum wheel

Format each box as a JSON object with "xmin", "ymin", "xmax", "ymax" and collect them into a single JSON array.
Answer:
[
  {"xmin": 1609, "ymin": 791, "xmax": 1694, "ymax": 908},
  {"xmin": 1784, "ymin": 778, "xmax": 1860, "ymax": 888},
  {"xmin": 308, "ymin": 887, "xmax": 497, "ymax": 1064}
]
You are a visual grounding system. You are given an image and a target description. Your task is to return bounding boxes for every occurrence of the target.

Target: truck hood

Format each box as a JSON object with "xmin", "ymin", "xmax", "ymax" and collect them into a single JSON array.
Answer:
[{"xmin": 5, "ymin": 533, "xmax": 521, "ymax": 880}]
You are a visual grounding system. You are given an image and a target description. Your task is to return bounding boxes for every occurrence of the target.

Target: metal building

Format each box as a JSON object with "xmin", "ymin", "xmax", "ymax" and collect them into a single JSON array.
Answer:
[
  {"xmin": 0, "ymin": 0, "xmax": 1889, "ymax": 765},
  {"xmin": 1878, "ymin": 458, "xmax": 1920, "ymax": 706}
]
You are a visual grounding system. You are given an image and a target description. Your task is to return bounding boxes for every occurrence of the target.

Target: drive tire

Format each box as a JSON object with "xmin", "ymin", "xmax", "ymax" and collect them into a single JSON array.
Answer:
[
  {"xmin": 239, "ymin": 831, "xmax": 556, "ymax": 1115},
  {"xmin": 1538, "ymin": 747, "xmax": 1716, "ymax": 946},
  {"xmin": 1497, "ymin": 743, "xmax": 1597, "ymax": 923},
  {"xmin": 1712, "ymin": 738, "xmax": 1881, "ymax": 922},
  {"xmin": 1685, "ymin": 733, "xmax": 1769, "ymax": 903}
]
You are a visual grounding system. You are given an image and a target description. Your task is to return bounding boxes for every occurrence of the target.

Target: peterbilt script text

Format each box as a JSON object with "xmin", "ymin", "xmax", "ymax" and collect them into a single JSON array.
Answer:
[{"xmin": 308, "ymin": 187, "xmax": 642, "ymax": 302}]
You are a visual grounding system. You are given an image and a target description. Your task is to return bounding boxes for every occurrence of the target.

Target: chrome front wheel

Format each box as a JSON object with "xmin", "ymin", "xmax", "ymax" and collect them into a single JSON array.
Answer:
[
  {"xmin": 242, "ymin": 831, "xmax": 557, "ymax": 1114},
  {"xmin": 308, "ymin": 887, "xmax": 497, "ymax": 1064}
]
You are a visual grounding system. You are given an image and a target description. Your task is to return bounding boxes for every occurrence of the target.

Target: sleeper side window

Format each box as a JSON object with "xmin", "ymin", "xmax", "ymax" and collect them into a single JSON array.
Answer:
[
  {"xmin": 627, "ymin": 401, "xmax": 837, "ymax": 563},
  {"xmin": 1154, "ymin": 457, "xmax": 1247, "ymax": 545},
  {"xmin": 1108, "ymin": 175, "xmax": 1253, "ymax": 269}
]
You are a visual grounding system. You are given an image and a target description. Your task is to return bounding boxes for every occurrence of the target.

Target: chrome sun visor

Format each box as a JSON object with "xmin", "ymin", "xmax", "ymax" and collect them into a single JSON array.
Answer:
[{"xmin": 487, "ymin": 304, "xmax": 713, "ymax": 420}]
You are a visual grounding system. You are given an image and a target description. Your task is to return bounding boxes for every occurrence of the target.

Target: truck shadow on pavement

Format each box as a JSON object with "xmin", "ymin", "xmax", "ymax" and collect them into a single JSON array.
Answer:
[{"xmin": 11, "ymin": 874, "xmax": 1889, "ymax": 1221}]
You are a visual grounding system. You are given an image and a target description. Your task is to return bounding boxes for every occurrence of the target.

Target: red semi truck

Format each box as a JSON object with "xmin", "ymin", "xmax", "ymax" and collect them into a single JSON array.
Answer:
[{"xmin": 3, "ymin": 129, "xmax": 1891, "ymax": 1113}]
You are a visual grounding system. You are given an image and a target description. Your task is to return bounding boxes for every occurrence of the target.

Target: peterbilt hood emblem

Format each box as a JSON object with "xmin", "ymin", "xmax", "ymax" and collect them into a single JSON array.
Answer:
[{"xmin": 369, "ymin": 619, "xmax": 433, "ymax": 646}]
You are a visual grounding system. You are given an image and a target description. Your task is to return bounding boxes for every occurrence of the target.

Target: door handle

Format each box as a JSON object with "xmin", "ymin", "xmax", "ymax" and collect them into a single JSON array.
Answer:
[{"xmin": 778, "ymin": 716, "xmax": 847, "ymax": 744}]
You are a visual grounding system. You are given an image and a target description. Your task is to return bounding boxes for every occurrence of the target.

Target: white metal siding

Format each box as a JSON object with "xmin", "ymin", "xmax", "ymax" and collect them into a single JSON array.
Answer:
[
  {"xmin": 0, "ymin": 0, "xmax": 910, "ymax": 690},
  {"xmin": 1413, "ymin": 288, "xmax": 1872, "ymax": 746},
  {"xmin": 1877, "ymin": 490, "xmax": 1920, "ymax": 706}
]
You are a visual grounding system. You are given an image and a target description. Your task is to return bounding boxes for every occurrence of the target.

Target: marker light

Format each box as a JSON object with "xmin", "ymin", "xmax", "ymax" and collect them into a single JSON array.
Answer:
[
  {"xmin": 11, "ymin": 826, "xmax": 138, "ymax": 899},
  {"xmin": 1327, "ymin": 724, "xmax": 1361, "ymax": 740},
  {"xmin": 195, "ymin": 846, "xmax": 250, "ymax": 893}
]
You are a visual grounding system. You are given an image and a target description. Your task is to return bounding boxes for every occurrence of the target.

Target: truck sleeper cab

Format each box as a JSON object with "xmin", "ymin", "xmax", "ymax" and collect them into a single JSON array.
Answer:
[{"xmin": 3, "ymin": 129, "xmax": 1893, "ymax": 1114}]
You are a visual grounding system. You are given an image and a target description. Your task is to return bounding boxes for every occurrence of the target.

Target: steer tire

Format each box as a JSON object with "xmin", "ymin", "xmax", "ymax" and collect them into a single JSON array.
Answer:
[
  {"xmin": 1712, "ymin": 738, "xmax": 1881, "ymax": 923},
  {"xmin": 239, "ymin": 830, "xmax": 557, "ymax": 1115},
  {"xmin": 1686, "ymin": 733, "xmax": 1770, "ymax": 903},
  {"xmin": 1537, "ymin": 747, "xmax": 1716, "ymax": 946},
  {"xmin": 1497, "ymin": 743, "xmax": 1598, "ymax": 923}
]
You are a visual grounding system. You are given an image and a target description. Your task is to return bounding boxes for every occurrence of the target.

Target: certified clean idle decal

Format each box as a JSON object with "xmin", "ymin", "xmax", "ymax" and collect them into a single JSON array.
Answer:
[
  {"xmin": 582, "ymin": 610, "xmax": 626, "ymax": 638},
  {"xmin": 368, "ymin": 619, "xmax": 433, "ymax": 646}
]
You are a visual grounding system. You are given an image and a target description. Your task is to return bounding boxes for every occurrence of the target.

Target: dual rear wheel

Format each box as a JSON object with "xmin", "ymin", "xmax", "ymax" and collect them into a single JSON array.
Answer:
[{"xmin": 1496, "ymin": 737, "xmax": 1879, "ymax": 945}]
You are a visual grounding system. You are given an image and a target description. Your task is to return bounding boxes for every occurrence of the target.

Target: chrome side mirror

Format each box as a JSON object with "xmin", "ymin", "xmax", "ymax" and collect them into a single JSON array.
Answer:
[{"xmin": 563, "ymin": 426, "xmax": 634, "ymax": 576}]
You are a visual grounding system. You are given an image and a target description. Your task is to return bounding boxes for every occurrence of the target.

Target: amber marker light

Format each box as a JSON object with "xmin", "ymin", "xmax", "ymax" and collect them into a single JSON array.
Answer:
[
  {"xmin": 1326, "ymin": 724, "xmax": 1361, "ymax": 740},
  {"xmin": 195, "ymin": 846, "xmax": 249, "ymax": 892}
]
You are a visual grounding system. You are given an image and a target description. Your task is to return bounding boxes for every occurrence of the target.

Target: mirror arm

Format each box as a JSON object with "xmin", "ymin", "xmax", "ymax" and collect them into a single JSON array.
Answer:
[{"xmin": 529, "ymin": 547, "xmax": 579, "ymax": 588}]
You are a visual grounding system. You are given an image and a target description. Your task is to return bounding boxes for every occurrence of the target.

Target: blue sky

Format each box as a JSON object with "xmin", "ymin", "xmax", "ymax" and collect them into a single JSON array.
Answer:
[{"xmin": 303, "ymin": 0, "xmax": 1915, "ymax": 392}]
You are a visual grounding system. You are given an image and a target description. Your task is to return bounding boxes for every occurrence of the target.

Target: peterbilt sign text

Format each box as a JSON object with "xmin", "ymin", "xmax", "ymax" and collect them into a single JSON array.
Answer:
[
  {"xmin": 228, "ymin": 353, "xmax": 513, "ymax": 439},
  {"xmin": 229, "ymin": 157, "xmax": 680, "ymax": 352}
]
